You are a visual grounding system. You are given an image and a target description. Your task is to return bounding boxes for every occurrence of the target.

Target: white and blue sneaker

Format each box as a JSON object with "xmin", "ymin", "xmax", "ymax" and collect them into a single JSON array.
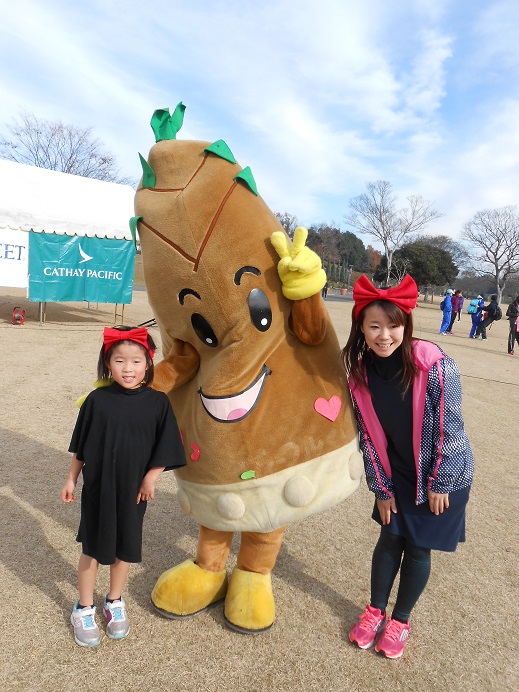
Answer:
[
  {"xmin": 70, "ymin": 601, "xmax": 100, "ymax": 647},
  {"xmin": 103, "ymin": 596, "xmax": 130, "ymax": 640}
]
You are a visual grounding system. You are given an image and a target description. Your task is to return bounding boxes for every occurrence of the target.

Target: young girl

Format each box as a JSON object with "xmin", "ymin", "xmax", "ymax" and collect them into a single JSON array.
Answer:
[
  {"xmin": 343, "ymin": 275, "xmax": 473, "ymax": 659},
  {"xmin": 61, "ymin": 326, "xmax": 186, "ymax": 647}
]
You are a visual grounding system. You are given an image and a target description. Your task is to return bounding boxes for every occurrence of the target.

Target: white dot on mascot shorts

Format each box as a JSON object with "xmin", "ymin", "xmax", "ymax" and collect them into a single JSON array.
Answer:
[
  {"xmin": 284, "ymin": 476, "xmax": 316, "ymax": 507},
  {"xmin": 216, "ymin": 493, "xmax": 246, "ymax": 519},
  {"xmin": 349, "ymin": 451, "xmax": 364, "ymax": 480},
  {"xmin": 177, "ymin": 488, "xmax": 191, "ymax": 514}
]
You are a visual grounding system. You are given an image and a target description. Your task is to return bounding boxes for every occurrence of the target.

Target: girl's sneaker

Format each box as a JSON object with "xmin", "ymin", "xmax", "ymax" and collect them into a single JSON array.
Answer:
[
  {"xmin": 349, "ymin": 605, "xmax": 387, "ymax": 649},
  {"xmin": 103, "ymin": 596, "xmax": 130, "ymax": 640},
  {"xmin": 70, "ymin": 601, "xmax": 100, "ymax": 647},
  {"xmin": 375, "ymin": 617, "xmax": 410, "ymax": 659}
]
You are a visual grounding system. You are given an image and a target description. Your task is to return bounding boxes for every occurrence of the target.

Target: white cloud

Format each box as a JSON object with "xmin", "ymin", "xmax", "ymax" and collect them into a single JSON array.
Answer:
[
  {"xmin": 0, "ymin": 0, "xmax": 518, "ymax": 240},
  {"xmin": 401, "ymin": 29, "xmax": 453, "ymax": 117}
]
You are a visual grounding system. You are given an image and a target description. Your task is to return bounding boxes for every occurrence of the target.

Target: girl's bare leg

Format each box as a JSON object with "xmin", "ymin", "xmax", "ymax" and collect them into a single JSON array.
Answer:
[
  {"xmin": 108, "ymin": 559, "xmax": 131, "ymax": 600},
  {"xmin": 78, "ymin": 553, "xmax": 99, "ymax": 606}
]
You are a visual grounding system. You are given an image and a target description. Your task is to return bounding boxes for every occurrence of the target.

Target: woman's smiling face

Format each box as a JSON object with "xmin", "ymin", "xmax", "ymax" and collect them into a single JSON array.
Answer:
[{"xmin": 360, "ymin": 303, "xmax": 405, "ymax": 358}]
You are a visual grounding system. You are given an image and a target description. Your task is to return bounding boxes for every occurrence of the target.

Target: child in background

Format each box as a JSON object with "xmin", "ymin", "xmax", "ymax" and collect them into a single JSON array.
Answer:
[
  {"xmin": 506, "ymin": 295, "xmax": 519, "ymax": 355},
  {"xmin": 61, "ymin": 326, "xmax": 186, "ymax": 647},
  {"xmin": 475, "ymin": 294, "xmax": 499, "ymax": 340},
  {"xmin": 457, "ymin": 291, "xmax": 464, "ymax": 321},
  {"xmin": 343, "ymin": 275, "xmax": 473, "ymax": 659},
  {"xmin": 468, "ymin": 295, "xmax": 485, "ymax": 338},
  {"xmin": 446, "ymin": 289, "xmax": 462, "ymax": 333},
  {"xmin": 439, "ymin": 288, "xmax": 453, "ymax": 334}
]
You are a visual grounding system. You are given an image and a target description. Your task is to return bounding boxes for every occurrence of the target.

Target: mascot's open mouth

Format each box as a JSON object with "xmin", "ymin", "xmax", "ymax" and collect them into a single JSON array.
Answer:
[{"xmin": 198, "ymin": 365, "xmax": 271, "ymax": 423}]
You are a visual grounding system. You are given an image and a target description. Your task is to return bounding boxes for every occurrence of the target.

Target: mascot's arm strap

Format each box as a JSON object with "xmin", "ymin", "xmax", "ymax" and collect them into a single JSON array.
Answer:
[{"xmin": 152, "ymin": 338, "xmax": 200, "ymax": 393}]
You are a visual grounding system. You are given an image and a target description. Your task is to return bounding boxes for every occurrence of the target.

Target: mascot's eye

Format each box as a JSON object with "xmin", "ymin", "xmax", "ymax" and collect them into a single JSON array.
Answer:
[
  {"xmin": 191, "ymin": 314, "xmax": 219, "ymax": 347},
  {"xmin": 248, "ymin": 289, "xmax": 272, "ymax": 332}
]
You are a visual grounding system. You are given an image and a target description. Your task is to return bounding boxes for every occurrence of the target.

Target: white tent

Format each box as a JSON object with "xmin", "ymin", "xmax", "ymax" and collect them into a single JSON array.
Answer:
[
  {"xmin": 0, "ymin": 159, "xmax": 135, "ymax": 238},
  {"xmin": 0, "ymin": 159, "xmax": 135, "ymax": 289}
]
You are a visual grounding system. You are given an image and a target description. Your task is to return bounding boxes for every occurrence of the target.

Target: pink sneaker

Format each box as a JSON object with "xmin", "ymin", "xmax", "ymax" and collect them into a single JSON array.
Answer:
[
  {"xmin": 375, "ymin": 617, "xmax": 410, "ymax": 658},
  {"xmin": 349, "ymin": 605, "xmax": 387, "ymax": 649}
]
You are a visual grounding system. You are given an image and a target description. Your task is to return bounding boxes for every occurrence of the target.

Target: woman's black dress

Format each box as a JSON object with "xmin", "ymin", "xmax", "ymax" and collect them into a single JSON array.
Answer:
[
  {"xmin": 367, "ymin": 350, "xmax": 469, "ymax": 552},
  {"xmin": 69, "ymin": 382, "xmax": 185, "ymax": 565}
]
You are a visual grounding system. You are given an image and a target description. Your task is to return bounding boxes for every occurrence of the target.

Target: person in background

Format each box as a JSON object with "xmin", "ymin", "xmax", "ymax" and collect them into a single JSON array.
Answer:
[
  {"xmin": 322, "ymin": 281, "xmax": 329, "ymax": 299},
  {"xmin": 446, "ymin": 290, "xmax": 462, "ymax": 333},
  {"xmin": 439, "ymin": 288, "xmax": 454, "ymax": 334},
  {"xmin": 343, "ymin": 274, "xmax": 473, "ymax": 659},
  {"xmin": 475, "ymin": 294, "xmax": 498, "ymax": 340},
  {"xmin": 505, "ymin": 295, "xmax": 519, "ymax": 355},
  {"xmin": 468, "ymin": 295, "xmax": 485, "ymax": 339},
  {"xmin": 457, "ymin": 291, "xmax": 464, "ymax": 321}
]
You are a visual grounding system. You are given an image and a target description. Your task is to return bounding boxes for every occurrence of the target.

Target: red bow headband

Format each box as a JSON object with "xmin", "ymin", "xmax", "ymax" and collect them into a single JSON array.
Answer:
[
  {"xmin": 103, "ymin": 327, "xmax": 154, "ymax": 359},
  {"xmin": 352, "ymin": 274, "xmax": 418, "ymax": 320}
]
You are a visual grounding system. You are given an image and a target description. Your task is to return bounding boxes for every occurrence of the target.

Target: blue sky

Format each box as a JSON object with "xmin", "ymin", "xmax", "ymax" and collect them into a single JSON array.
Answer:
[{"xmin": 1, "ymin": 0, "xmax": 518, "ymax": 243}]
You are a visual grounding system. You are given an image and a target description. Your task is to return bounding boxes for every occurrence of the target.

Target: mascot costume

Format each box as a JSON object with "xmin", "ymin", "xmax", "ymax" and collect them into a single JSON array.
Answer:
[{"xmin": 131, "ymin": 103, "xmax": 363, "ymax": 634}]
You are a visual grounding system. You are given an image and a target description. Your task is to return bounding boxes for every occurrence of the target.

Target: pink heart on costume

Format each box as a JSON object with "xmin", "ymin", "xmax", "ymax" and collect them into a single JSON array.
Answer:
[
  {"xmin": 314, "ymin": 395, "xmax": 342, "ymax": 422},
  {"xmin": 190, "ymin": 442, "xmax": 200, "ymax": 461}
]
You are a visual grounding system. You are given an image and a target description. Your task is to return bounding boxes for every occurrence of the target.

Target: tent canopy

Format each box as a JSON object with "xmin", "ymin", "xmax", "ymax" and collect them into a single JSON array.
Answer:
[{"xmin": 0, "ymin": 159, "xmax": 135, "ymax": 239}]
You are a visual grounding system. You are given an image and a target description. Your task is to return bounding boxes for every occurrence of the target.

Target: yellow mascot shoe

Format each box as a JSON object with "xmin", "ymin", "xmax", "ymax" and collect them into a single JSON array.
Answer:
[
  {"xmin": 151, "ymin": 559, "xmax": 227, "ymax": 618},
  {"xmin": 224, "ymin": 567, "xmax": 275, "ymax": 634}
]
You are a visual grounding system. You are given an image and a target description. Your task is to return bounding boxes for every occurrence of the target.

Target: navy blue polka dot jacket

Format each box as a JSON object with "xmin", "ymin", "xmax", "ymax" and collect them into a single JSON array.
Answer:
[{"xmin": 349, "ymin": 340, "xmax": 474, "ymax": 504}]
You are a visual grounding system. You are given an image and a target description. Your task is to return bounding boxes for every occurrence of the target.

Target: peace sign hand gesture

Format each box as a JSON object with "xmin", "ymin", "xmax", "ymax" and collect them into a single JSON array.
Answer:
[{"xmin": 271, "ymin": 226, "xmax": 327, "ymax": 301}]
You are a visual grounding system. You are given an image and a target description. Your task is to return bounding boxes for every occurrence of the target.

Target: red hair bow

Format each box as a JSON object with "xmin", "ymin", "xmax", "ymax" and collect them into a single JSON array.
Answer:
[
  {"xmin": 352, "ymin": 274, "xmax": 418, "ymax": 320},
  {"xmin": 103, "ymin": 327, "xmax": 154, "ymax": 359}
]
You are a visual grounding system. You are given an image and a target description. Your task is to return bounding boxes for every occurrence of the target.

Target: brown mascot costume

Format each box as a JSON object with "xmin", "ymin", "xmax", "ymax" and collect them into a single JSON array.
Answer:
[{"xmin": 132, "ymin": 103, "xmax": 363, "ymax": 633}]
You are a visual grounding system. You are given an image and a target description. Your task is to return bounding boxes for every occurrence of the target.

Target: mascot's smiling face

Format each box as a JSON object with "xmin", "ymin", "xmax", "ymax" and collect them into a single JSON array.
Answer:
[{"xmin": 135, "ymin": 137, "xmax": 292, "ymax": 414}]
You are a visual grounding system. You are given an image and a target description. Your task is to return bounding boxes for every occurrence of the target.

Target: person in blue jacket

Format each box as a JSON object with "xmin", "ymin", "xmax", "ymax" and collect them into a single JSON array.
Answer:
[
  {"xmin": 468, "ymin": 295, "xmax": 485, "ymax": 339},
  {"xmin": 439, "ymin": 288, "xmax": 454, "ymax": 334}
]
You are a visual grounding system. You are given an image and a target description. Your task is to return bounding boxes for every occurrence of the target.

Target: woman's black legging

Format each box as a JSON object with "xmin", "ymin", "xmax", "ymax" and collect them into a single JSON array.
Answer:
[{"xmin": 370, "ymin": 531, "xmax": 431, "ymax": 623}]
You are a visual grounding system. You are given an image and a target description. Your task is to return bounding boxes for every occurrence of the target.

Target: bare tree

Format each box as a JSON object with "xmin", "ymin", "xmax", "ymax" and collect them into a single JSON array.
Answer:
[
  {"xmin": 274, "ymin": 212, "xmax": 299, "ymax": 239},
  {"xmin": 0, "ymin": 111, "xmax": 132, "ymax": 184},
  {"xmin": 344, "ymin": 180, "xmax": 442, "ymax": 284},
  {"xmin": 462, "ymin": 206, "xmax": 519, "ymax": 304},
  {"xmin": 310, "ymin": 224, "xmax": 341, "ymax": 263}
]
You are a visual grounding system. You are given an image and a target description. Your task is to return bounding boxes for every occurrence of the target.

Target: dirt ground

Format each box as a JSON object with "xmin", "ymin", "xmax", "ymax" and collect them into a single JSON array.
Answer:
[{"xmin": 0, "ymin": 288, "xmax": 517, "ymax": 691}]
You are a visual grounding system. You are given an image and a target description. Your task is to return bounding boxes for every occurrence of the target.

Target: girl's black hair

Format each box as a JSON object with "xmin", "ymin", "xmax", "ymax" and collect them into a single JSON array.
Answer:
[
  {"xmin": 97, "ymin": 325, "xmax": 156, "ymax": 385},
  {"xmin": 341, "ymin": 300, "xmax": 417, "ymax": 395}
]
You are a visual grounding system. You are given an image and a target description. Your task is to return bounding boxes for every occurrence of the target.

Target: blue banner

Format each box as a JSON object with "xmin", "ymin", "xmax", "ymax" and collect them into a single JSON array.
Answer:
[{"xmin": 28, "ymin": 232, "xmax": 135, "ymax": 303}]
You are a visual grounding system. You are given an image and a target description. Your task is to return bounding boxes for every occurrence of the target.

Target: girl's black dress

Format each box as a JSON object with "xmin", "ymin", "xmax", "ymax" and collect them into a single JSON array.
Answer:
[
  {"xmin": 367, "ymin": 350, "xmax": 469, "ymax": 552},
  {"xmin": 69, "ymin": 382, "xmax": 185, "ymax": 565}
]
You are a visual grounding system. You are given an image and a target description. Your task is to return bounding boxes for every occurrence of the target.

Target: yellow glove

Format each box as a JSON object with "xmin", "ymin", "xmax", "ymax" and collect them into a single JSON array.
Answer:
[{"xmin": 271, "ymin": 226, "xmax": 327, "ymax": 300}]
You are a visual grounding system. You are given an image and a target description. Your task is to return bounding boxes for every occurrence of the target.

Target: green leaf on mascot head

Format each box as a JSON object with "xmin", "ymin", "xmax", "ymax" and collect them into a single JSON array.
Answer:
[
  {"xmin": 129, "ymin": 216, "xmax": 142, "ymax": 248},
  {"xmin": 234, "ymin": 166, "xmax": 258, "ymax": 196},
  {"xmin": 150, "ymin": 102, "xmax": 186, "ymax": 142},
  {"xmin": 138, "ymin": 153, "xmax": 156, "ymax": 189},
  {"xmin": 204, "ymin": 139, "xmax": 237, "ymax": 164}
]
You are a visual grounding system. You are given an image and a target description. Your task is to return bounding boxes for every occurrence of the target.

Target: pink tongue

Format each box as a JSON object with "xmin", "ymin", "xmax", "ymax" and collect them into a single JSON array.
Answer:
[{"xmin": 227, "ymin": 408, "xmax": 248, "ymax": 421}]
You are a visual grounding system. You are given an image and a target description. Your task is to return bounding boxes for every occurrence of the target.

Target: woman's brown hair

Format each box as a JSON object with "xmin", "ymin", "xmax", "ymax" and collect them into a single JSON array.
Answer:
[{"xmin": 341, "ymin": 300, "xmax": 417, "ymax": 395}]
